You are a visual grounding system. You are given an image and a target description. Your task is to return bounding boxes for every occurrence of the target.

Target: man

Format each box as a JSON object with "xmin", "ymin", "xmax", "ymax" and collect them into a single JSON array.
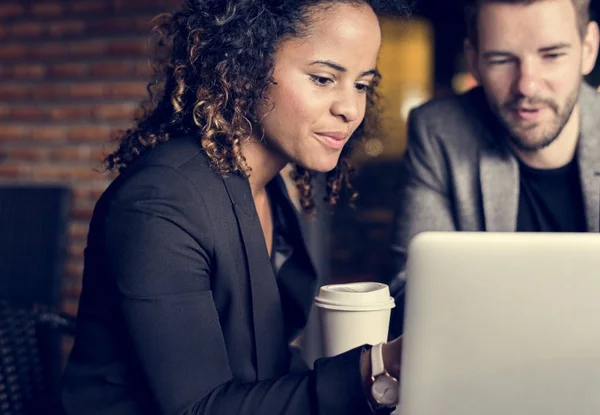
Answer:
[{"xmin": 388, "ymin": 0, "xmax": 599, "ymax": 335}]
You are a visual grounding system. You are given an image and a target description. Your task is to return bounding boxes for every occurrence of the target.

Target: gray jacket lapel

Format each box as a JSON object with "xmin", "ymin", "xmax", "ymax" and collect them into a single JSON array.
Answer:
[
  {"xmin": 480, "ymin": 143, "xmax": 519, "ymax": 231},
  {"xmin": 577, "ymin": 84, "xmax": 600, "ymax": 232},
  {"xmin": 476, "ymin": 102, "xmax": 520, "ymax": 234}
]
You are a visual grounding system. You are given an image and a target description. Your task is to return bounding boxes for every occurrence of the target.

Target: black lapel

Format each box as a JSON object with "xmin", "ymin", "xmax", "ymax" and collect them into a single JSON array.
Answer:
[
  {"xmin": 221, "ymin": 172, "xmax": 288, "ymax": 379},
  {"xmin": 268, "ymin": 175, "xmax": 318, "ymax": 279},
  {"xmin": 267, "ymin": 175, "xmax": 319, "ymax": 338}
]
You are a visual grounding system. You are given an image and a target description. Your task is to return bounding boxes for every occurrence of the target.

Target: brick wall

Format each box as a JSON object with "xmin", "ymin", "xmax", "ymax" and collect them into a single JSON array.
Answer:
[{"xmin": 0, "ymin": 0, "xmax": 175, "ymax": 316}]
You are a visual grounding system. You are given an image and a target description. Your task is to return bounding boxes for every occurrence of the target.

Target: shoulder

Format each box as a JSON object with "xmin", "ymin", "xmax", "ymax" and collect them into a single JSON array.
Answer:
[
  {"xmin": 135, "ymin": 136, "xmax": 214, "ymax": 178},
  {"xmin": 410, "ymin": 87, "xmax": 487, "ymax": 131},
  {"xmin": 407, "ymin": 87, "xmax": 493, "ymax": 151},
  {"xmin": 579, "ymin": 82, "xmax": 600, "ymax": 109},
  {"xmin": 99, "ymin": 137, "xmax": 229, "ymax": 215},
  {"xmin": 118, "ymin": 136, "xmax": 224, "ymax": 193}
]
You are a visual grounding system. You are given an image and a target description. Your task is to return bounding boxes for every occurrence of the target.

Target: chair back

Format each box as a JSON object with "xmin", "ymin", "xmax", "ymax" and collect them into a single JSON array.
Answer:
[
  {"xmin": 0, "ymin": 301, "xmax": 75, "ymax": 415},
  {"xmin": 0, "ymin": 185, "xmax": 71, "ymax": 308}
]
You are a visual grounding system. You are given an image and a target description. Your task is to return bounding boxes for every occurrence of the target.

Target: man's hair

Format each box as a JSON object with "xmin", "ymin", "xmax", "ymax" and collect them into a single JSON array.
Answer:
[{"xmin": 465, "ymin": 0, "xmax": 591, "ymax": 48}]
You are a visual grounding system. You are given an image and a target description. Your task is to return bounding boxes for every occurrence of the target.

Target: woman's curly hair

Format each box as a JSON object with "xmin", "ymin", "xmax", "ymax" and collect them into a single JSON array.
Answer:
[{"xmin": 106, "ymin": 0, "xmax": 411, "ymax": 213}]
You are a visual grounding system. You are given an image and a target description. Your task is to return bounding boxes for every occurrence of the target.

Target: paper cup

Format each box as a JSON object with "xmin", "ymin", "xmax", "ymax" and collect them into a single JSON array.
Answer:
[{"xmin": 314, "ymin": 282, "xmax": 395, "ymax": 357}]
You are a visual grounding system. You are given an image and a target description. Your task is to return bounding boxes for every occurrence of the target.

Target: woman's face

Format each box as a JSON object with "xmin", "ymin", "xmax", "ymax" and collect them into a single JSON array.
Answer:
[{"xmin": 258, "ymin": 2, "xmax": 382, "ymax": 172}]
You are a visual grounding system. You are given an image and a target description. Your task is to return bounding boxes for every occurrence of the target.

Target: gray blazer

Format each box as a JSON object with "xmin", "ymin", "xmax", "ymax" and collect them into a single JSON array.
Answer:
[{"xmin": 388, "ymin": 84, "xmax": 600, "ymax": 335}]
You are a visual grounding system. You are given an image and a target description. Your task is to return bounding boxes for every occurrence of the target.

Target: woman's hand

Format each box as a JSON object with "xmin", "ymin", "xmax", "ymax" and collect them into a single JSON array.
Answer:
[
  {"xmin": 381, "ymin": 336, "xmax": 402, "ymax": 380},
  {"xmin": 360, "ymin": 336, "xmax": 403, "ymax": 402}
]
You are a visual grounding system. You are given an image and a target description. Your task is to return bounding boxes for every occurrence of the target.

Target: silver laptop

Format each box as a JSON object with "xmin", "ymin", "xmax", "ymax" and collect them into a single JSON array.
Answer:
[{"xmin": 398, "ymin": 232, "xmax": 600, "ymax": 415}]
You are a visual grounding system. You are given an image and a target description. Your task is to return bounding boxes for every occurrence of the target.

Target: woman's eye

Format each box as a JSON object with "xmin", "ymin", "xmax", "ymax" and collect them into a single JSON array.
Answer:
[
  {"xmin": 355, "ymin": 83, "xmax": 372, "ymax": 93},
  {"xmin": 310, "ymin": 75, "xmax": 333, "ymax": 86}
]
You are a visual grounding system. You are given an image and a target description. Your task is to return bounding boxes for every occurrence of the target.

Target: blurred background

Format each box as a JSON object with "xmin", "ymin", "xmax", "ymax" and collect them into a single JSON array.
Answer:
[{"xmin": 0, "ymin": 0, "xmax": 598, "ymax": 410}]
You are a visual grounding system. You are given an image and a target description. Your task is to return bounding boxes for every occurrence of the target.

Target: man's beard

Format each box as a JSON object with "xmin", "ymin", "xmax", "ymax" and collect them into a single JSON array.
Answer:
[{"xmin": 491, "ymin": 86, "xmax": 579, "ymax": 153}]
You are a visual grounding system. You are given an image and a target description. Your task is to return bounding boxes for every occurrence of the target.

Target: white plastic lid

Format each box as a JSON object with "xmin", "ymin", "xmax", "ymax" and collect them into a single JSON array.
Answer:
[{"xmin": 314, "ymin": 282, "xmax": 396, "ymax": 311}]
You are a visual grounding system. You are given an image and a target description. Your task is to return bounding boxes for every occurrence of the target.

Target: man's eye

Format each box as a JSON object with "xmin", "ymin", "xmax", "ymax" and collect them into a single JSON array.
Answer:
[{"xmin": 489, "ymin": 59, "xmax": 511, "ymax": 65}]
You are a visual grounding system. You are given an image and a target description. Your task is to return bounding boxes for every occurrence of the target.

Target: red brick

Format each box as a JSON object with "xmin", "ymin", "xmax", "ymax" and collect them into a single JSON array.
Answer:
[
  {"xmin": 72, "ymin": 187, "xmax": 89, "ymax": 200},
  {"xmin": 109, "ymin": 81, "xmax": 148, "ymax": 99},
  {"xmin": 69, "ymin": 0, "xmax": 109, "ymax": 14},
  {"xmin": 62, "ymin": 279, "xmax": 82, "ymax": 298},
  {"xmin": 69, "ymin": 83, "xmax": 107, "ymax": 99},
  {"xmin": 68, "ymin": 125, "xmax": 112, "ymax": 143},
  {"xmin": 10, "ymin": 22, "xmax": 45, "ymax": 38},
  {"xmin": 12, "ymin": 64, "xmax": 46, "ymax": 79},
  {"xmin": 87, "ymin": 17, "xmax": 131, "ymax": 34},
  {"xmin": 103, "ymin": 140, "xmax": 119, "ymax": 153},
  {"xmin": 72, "ymin": 186, "xmax": 90, "ymax": 200},
  {"xmin": 6, "ymin": 147, "xmax": 48, "ymax": 161},
  {"xmin": 48, "ymin": 146, "xmax": 91, "ymax": 162},
  {"xmin": 30, "ymin": 164, "xmax": 101, "ymax": 181},
  {"xmin": 90, "ymin": 148, "xmax": 109, "ymax": 163},
  {"xmin": 93, "ymin": 185, "xmax": 108, "ymax": 200},
  {"xmin": 135, "ymin": 61, "xmax": 154, "ymax": 78},
  {"xmin": 11, "ymin": 106, "xmax": 48, "ymax": 121},
  {"xmin": 72, "ymin": 204, "xmax": 95, "ymax": 220},
  {"xmin": 61, "ymin": 299, "xmax": 79, "ymax": 317},
  {"xmin": 0, "ymin": 163, "xmax": 23, "ymax": 178},
  {"xmin": 107, "ymin": 38, "xmax": 148, "ymax": 57},
  {"xmin": 32, "ymin": 84, "xmax": 69, "ymax": 100},
  {"xmin": 0, "ymin": 3, "xmax": 24, "ymax": 18},
  {"xmin": 90, "ymin": 62, "xmax": 137, "ymax": 78},
  {"xmin": 31, "ymin": 126, "xmax": 68, "ymax": 143},
  {"xmin": 92, "ymin": 102, "xmax": 138, "ymax": 121},
  {"xmin": 69, "ymin": 221, "xmax": 89, "ymax": 240},
  {"xmin": 50, "ymin": 105, "xmax": 92, "ymax": 121},
  {"xmin": 62, "ymin": 336, "xmax": 74, "ymax": 353},
  {"xmin": 0, "ymin": 125, "xmax": 27, "ymax": 140},
  {"xmin": 30, "ymin": 43, "xmax": 68, "ymax": 59},
  {"xmin": 71, "ymin": 192, "xmax": 95, "ymax": 210},
  {"xmin": 0, "ymin": 85, "xmax": 29, "ymax": 100},
  {"xmin": 0, "ymin": 105, "xmax": 10, "ymax": 119},
  {"xmin": 136, "ymin": 16, "xmax": 157, "ymax": 32},
  {"xmin": 114, "ymin": 0, "xmax": 167, "ymax": 11},
  {"xmin": 30, "ymin": 2, "xmax": 64, "ymax": 16},
  {"xmin": 69, "ymin": 40, "xmax": 108, "ymax": 57},
  {"xmin": 0, "ymin": 44, "xmax": 27, "ymax": 60},
  {"xmin": 73, "ymin": 186, "xmax": 107, "ymax": 203},
  {"xmin": 48, "ymin": 63, "xmax": 89, "ymax": 78},
  {"xmin": 49, "ymin": 21, "xmax": 86, "ymax": 37},
  {"xmin": 65, "ymin": 259, "xmax": 84, "ymax": 280},
  {"xmin": 71, "ymin": 186, "xmax": 90, "ymax": 200}
]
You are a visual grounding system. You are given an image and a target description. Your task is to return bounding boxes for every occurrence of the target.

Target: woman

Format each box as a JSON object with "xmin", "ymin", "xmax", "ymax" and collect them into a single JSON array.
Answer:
[{"xmin": 61, "ymin": 0, "xmax": 407, "ymax": 414}]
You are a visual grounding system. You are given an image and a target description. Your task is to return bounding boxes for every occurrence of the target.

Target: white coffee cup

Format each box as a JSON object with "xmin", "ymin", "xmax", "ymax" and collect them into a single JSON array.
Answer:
[{"xmin": 314, "ymin": 282, "xmax": 395, "ymax": 357}]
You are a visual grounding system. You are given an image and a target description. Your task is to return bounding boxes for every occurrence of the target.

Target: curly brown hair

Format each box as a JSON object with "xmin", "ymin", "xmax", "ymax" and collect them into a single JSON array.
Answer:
[{"xmin": 106, "ymin": 0, "xmax": 410, "ymax": 213}]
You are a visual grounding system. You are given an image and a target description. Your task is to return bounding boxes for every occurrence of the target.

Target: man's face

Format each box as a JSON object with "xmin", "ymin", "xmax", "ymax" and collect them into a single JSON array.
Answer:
[{"xmin": 467, "ymin": 0, "xmax": 597, "ymax": 152}]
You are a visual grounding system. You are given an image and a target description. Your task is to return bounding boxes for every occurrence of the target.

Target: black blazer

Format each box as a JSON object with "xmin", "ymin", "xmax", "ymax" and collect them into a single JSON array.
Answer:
[{"xmin": 61, "ymin": 137, "xmax": 377, "ymax": 414}]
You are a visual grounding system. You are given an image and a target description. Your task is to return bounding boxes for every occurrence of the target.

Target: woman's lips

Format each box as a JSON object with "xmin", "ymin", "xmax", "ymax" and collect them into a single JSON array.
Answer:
[{"xmin": 314, "ymin": 131, "xmax": 349, "ymax": 150}]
